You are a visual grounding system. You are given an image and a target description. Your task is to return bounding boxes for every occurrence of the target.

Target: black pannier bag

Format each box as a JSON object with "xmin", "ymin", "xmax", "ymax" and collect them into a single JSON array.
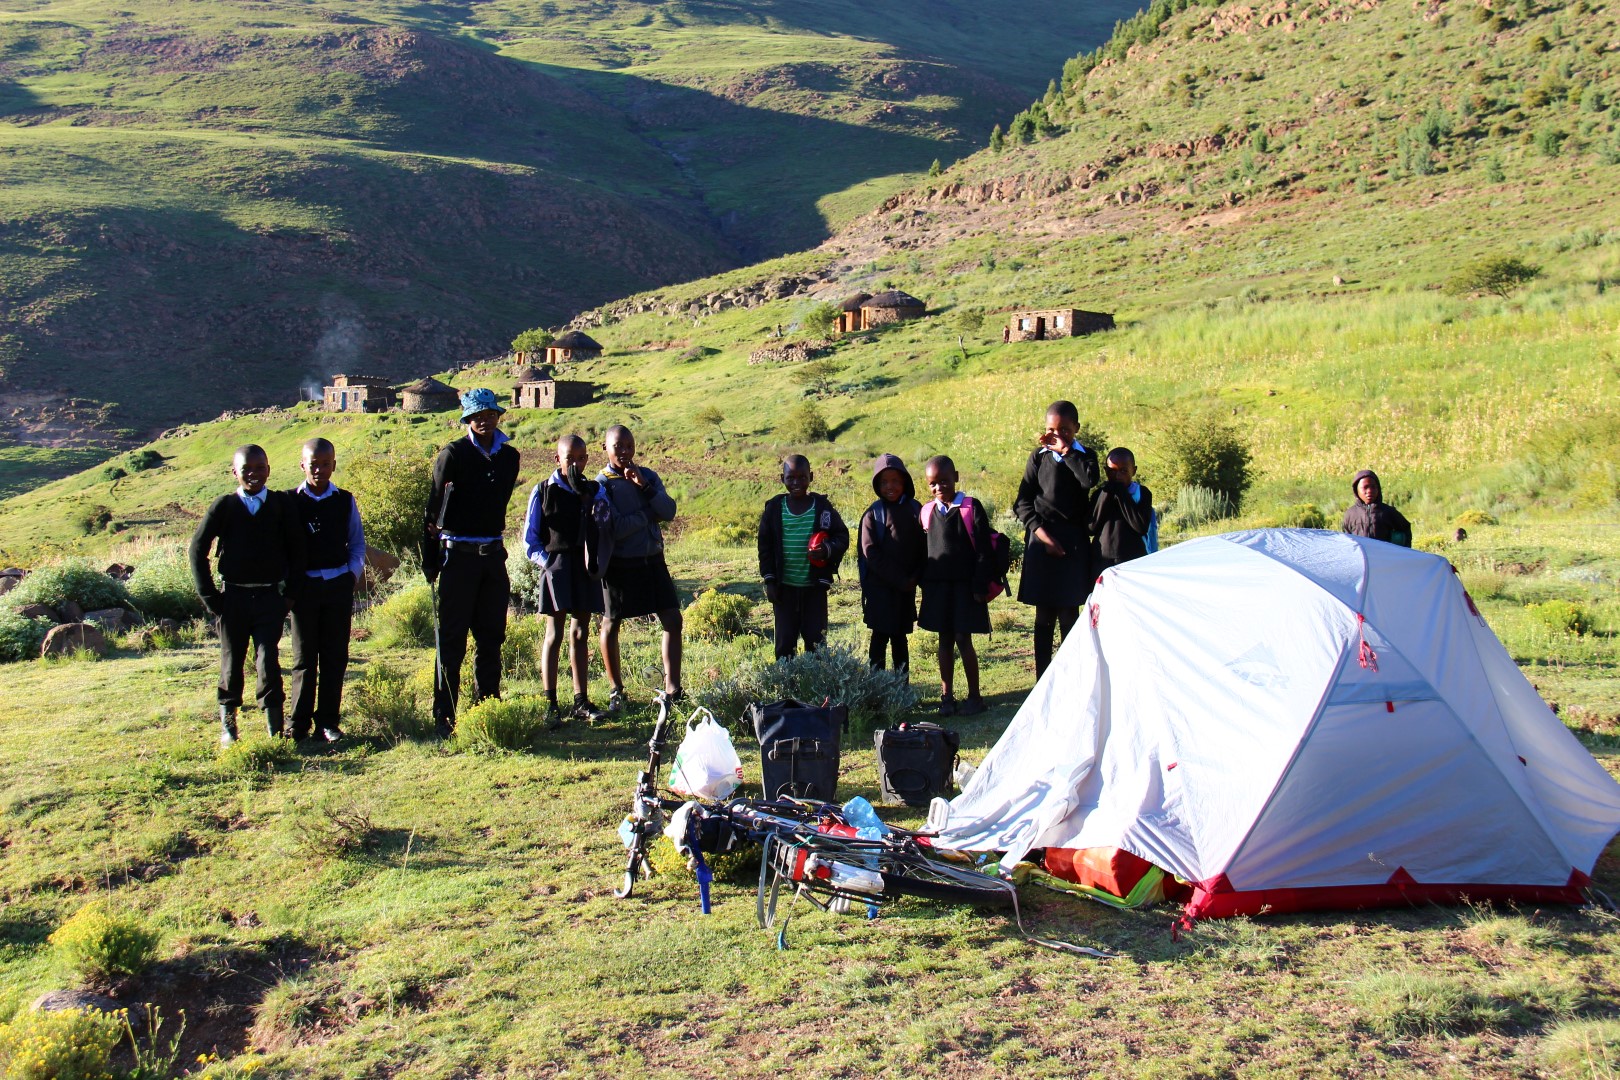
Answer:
[
  {"xmin": 746, "ymin": 698, "xmax": 849, "ymax": 801},
  {"xmin": 874, "ymin": 722, "xmax": 960, "ymax": 807}
]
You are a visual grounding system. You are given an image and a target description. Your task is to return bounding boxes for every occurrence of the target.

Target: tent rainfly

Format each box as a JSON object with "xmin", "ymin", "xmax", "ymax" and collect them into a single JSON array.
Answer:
[{"xmin": 939, "ymin": 529, "xmax": 1620, "ymax": 919}]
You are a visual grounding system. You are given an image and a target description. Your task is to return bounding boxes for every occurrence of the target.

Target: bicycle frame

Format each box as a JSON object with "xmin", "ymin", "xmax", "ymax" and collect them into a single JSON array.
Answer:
[{"xmin": 614, "ymin": 691, "xmax": 681, "ymax": 899}]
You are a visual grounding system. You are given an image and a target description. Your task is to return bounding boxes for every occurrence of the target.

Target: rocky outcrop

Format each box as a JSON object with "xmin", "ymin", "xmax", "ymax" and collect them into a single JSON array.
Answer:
[{"xmin": 41, "ymin": 622, "xmax": 108, "ymax": 658}]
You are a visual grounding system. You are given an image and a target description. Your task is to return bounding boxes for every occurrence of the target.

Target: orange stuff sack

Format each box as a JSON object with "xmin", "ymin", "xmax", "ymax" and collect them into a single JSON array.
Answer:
[{"xmin": 1042, "ymin": 847, "xmax": 1156, "ymax": 899}]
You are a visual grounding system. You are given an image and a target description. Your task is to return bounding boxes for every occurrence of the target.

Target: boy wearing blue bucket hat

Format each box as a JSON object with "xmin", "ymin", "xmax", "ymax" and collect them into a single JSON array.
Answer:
[{"xmin": 421, "ymin": 388, "xmax": 521, "ymax": 736}]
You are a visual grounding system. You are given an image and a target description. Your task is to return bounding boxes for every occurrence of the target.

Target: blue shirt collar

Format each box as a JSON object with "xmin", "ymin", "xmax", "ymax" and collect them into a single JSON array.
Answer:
[
  {"xmin": 1045, "ymin": 439, "xmax": 1086, "ymax": 458},
  {"xmin": 296, "ymin": 481, "xmax": 342, "ymax": 500},
  {"xmin": 549, "ymin": 467, "xmax": 573, "ymax": 493},
  {"xmin": 466, "ymin": 429, "xmax": 510, "ymax": 459},
  {"xmin": 237, "ymin": 487, "xmax": 265, "ymax": 506}
]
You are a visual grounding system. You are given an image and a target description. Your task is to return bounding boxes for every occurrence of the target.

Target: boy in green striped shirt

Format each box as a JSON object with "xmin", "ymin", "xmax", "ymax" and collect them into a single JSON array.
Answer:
[{"xmin": 758, "ymin": 455, "xmax": 849, "ymax": 658}]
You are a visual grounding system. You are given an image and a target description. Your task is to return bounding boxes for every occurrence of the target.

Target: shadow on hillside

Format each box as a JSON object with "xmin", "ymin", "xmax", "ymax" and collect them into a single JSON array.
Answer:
[{"xmin": 0, "ymin": 76, "xmax": 41, "ymax": 119}]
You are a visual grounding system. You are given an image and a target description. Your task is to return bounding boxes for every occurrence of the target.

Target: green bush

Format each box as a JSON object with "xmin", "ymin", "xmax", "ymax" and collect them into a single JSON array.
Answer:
[
  {"xmin": 1529, "ymin": 599, "xmax": 1592, "ymax": 637},
  {"xmin": 49, "ymin": 900, "xmax": 160, "ymax": 984},
  {"xmin": 1167, "ymin": 485, "xmax": 1236, "ymax": 530},
  {"xmin": 344, "ymin": 449, "xmax": 432, "ymax": 562},
  {"xmin": 3, "ymin": 560, "xmax": 134, "ymax": 615},
  {"xmin": 1444, "ymin": 255, "xmax": 1542, "ymax": 298},
  {"xmin": 126, "ymin": 544, "xmax": 207, "ymax": 622},
  {"xmin": 454, "ymin": 696, "xmax": 548, "ymax": 752},
  {"xmin": 1275, "ymin": 503, "xmax": 1328, "ymax": 529},
  {"xmin": 502, "ymin": 615, "xmax": 544, "ymax": 682},
  {"xmin": 1455, "ymin": 509, "xmax": 1498, "ymax": 527},
  {"xmin": 510, "ymin": 327, "xmax": 554, "ymax": 354},
  {"xmin": 697, "ymin": 643, "xmax": 918, "ymax": 731},
  {"xmin": 0, "ymin": 1005, "xmax": 123, "ymax": 1080},
  {"xmin": 0, "ymin": 612, "xmax": 53, "ymax": 663},
  {"xmin": 684, "ymin": 524, "xmax": 753, "ymax": 547},
  {"xmin": 506, "ymin": 548, "xmax": 541, "ymax": 614},
  {"xmin": 364, "ymin": 584, "xmax": 435, "ymax": 649},
  {"xmin": 347, "ymin": 662, "xmax": 433, "ymax": 744},
  {"xmin": 125, "ymin": 449, "xmax": 164, "ymax": 472},
  {"xmin": 218, "ymin": 736, "xmax": 299, "ymax": 776},
  {"xmin": 800, "ymin": 303, "xmax": 839, "ymax": 337},
  {"xmin": 685, "ymin": 589, "xmax": 755, "ymax": 641},
  {"xmin": 1160, "ymin": 415, "xmax": 1254, "ymax": 510},
  {"xmin": 781, "ymin": 402, "xmax": 830, "ymax": 442}
]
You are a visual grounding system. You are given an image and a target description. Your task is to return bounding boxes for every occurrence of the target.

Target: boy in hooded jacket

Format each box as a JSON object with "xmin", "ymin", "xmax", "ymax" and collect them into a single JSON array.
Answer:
[
  {"xmin": 1341, "ymin": 469, "xmax": 1412, "ymax": 547},
  {"xmin": 859, "ymin": 453, "xmax": 925, "ymax": 671},
  {"xmin": 758, "ymin": 454, "xmax": 849, "ymax": 658}
]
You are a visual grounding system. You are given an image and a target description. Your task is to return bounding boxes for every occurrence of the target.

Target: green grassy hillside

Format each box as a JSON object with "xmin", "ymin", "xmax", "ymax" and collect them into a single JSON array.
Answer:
[{"xmin": 0, "ymin": 0, "xmax": 1138, "ymax": 460}]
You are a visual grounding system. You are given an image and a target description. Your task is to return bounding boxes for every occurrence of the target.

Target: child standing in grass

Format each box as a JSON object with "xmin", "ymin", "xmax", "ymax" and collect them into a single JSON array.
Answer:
[
  {"xmin": 287, "ymin": 437, "xmax": 366, "ymax": 745},
  {"xmin": 1091, "ymin": 447, "xmax": 1154, "ymax": 572},
  {"xmin": 758, "ymin": 454, "xmax": 848, "ymax": 659},
  {"xmin": 190, "ymin": 444, "xmax": 306, "ymax": 746},
  {"xmin": 523, "ymin": 434, "xmax": 608, "ymax": 729},
  {"xmin": 859, "ymin": 453, "xmax": 924, "ymax": 671},
  {"xmin": 1341, "ymin": 469, "xmax": 1412, "ymax": 547},
  {"xmin": 918, "ymin": 455, "xmax": 991, "ymax": 717}
]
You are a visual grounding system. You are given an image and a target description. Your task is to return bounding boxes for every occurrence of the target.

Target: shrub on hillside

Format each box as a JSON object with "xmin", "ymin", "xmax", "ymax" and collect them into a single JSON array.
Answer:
[
  {"xmin": 1529, "ymin": 600, "xmax": 1592, "ymax": 637},
  {"xmin": 781, "ymin": 402, "xmax": 830, "ymax": 442},
  {"xmin": 454, "ymin": 696, "xmax": 547, "ymax": 752},
  {"xmin": 510, "ymin": 328, "xmax": 554, "ymax": 354},
  {"xmin": 1444, "ymin": 255, "xmax": 1542, "ymax": 298},
  {"xmin": 50, "ymin": 900, "xmax": 160, "ymax": 984},
  {"xmin": 502, "ymin": 615, "xmax": 544, "ymax": 682},
  {"xmin": 507, "ymin": 548, "xmax": 540, "ymax": 614},
  {"xmin": 0, "ymin": 612, "xmax": 53, "ymax": 663},
  {"xmin": 684, "ymin": 524, "xmax": 752, "ymax": 547},
  {"xmin": 1455, "ymin": 509, "xmax": 1498, "ymax": 527},
  {"xmin": 686, "ymin": 589, "xmax": 755, "ymax": 641},
  {"xmin": 1167, "ymin": 485, "xmax": 1236, "ymax": 531},
  {"xmin": 1275, "ymin": 504, "xmax": 1328, "ymax": 529},
  {"xmin": 127, "ymin": 543, "xmax": 208, "ymax": 621},
  {"xmin": 343, "ymin": 449, "xmax": 432, "ymax": 562},
  {"xmin": 364, "ymin": 584, "xmax": 435, "ymax": 649},
  {"xmin": 1160, "ymin": 415, "xmax": 1254, "ymax": 510},
  {"xmin": 800, "ymin": 303, "xmax": 839, "ymax": 337},
  {"xmin": 3, "ymin": 559, "xmax": 134, "ymax": 615},
  {"xmin": 697, "ymin": 643, "xmax": 917, "ymax": 731},
  {"xmin": 126, "ymin": 449, "xmax": 164, "ymax": 472},
  {"xmin": 0, "ymin": 1005, "xmax": 123, "ymax": 1080}
]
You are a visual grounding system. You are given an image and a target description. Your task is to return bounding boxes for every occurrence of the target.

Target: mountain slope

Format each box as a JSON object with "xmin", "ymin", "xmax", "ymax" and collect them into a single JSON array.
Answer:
[{"xmin": 0, "ymin": 0, "xmax": 1140, "ymax": 454}]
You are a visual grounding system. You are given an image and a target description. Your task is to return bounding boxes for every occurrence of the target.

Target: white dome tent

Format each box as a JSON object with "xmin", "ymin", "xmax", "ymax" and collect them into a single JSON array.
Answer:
[{"xmin": 939, "ymin": 529, "xmax": 1620, "ymax": 918}]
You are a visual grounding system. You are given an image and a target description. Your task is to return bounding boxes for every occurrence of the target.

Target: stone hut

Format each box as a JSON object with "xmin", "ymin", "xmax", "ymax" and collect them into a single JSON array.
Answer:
[
  {"xmin": 545, "ymin": 331, "xmax": 603, "ymax": 364},
  {"xmin": 513, "ymin": 378, "xmax": 593, "ymax": 410},
  {"xmin": 858, "ymin": 290, "xmax": 926, "ymax": 329},
  {"xmin": 399, "ymin": 377, "xmax": 460, "ymax": 413},
  {"xmin": 323, "ymin": 375, "xmax": 395, "ymax": 413},
  {"xmin": 1003, "ymin": 308, "xmax": 1115, "ymax": 342},
  {"xmin": 835, "ymin": 293, "xmax": 872, "ymax": 334}
]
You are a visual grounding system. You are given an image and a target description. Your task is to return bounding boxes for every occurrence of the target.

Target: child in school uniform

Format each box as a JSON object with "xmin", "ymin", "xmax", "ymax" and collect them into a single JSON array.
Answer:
[
  {"xmin": 190, "ymin": 444, "xmax": 306, "ymax": 745},
  {"xmin": 918, "ymin": 455, "xmax": 991, "ymax": 717},
  {"xmin": 1090, "ymin": 447, "xmax": 1155, "ymax": 572},
  {"xmin": 288, "ymin": 437, "xmax": 366, "ymax": 745},
  {"xmin": 758, "ymin": 454, "xmax": 849, "ymax": 659},
  {"xmin": 523, "ymin": 433, "xmax": 608, "ymax": 729},
  {"xmin": 859, "ymin": 453, "xmax": 925, "ymax": 671}
]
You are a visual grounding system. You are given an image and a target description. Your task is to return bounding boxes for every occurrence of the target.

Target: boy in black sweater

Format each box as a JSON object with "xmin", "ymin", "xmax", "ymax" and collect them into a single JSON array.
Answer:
[
  {"xmin": 190, "ymin": 444, "xmax": 307, "ymax": 745},
  {"xmin": 757, "ymin": 454, "xmax": 849, "ymax": 659},
  {"xmin": 1091, "ymin": 448, "xmax": 1155, "ymax": 571},
  {"xmin": 288, "ymin": 437, "xmax": 366, "ymax": 744},
  {"xmin": 421, "ymin": 388, "xmax": 521, "ymax": 736}
]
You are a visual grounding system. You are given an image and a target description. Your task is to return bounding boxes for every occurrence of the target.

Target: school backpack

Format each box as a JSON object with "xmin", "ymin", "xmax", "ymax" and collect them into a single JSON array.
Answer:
[{"xmin": 920, "ymin": 497, "xmax": 1013, "ymax": 601}]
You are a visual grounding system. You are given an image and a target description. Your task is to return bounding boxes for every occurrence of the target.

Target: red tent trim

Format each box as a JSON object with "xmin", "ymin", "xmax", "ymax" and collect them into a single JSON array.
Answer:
[{"xmin": 1185, "ymin": 866, "xmax": 1590, "ymax": 919}]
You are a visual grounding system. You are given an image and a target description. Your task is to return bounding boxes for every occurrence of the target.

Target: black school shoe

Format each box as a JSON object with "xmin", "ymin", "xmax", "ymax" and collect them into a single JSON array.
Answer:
[
  {"xmin": 957, "ymin": 696, "xmax": 987, "ymax": 717},
  {"xmin": 572, "ymin": 697, "xmax": 608, "ymax": 724},
  {"xmin": 938, "ymin": 692, "xmax": 958, "ymax": 718}
]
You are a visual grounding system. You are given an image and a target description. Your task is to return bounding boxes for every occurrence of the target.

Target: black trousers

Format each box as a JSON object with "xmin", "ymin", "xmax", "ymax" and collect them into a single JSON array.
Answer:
[
  {"xmin": 434, "ymin": 548, "xmax": 509, "ymax": 724},
  {"xmin": 217, "ymin": 585, "xmax": 287, "ymax": 712},
  {"xmin": 288, "ymin": 572, "xmax": 355, "ymax": 737},
  {"xmin": 772, "ymin": 583, "xmax": 828, "ymax": 659}
]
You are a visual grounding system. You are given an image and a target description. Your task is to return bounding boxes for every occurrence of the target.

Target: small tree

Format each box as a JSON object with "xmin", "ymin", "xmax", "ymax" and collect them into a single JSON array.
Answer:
[
  {"xmin": 345, "ymin": 447, "xmax": 433, "ymax": 563},
  {"xmin": 989, "ymin": 124, "xmax": 1005, "ymax": 153},
  {"xmin": 801, "ymin": 303, "xmax": 839, "ymax": 337},
  {"xmin": 953, "ymin": 307, "xmax": 985, "ymax": 334},
  {"xmin": 1444, "ymin": 255, "xmax": 1542, "ymax": 298},
  {"xmin": 1160, "ymin": 414, "xmax": 1254, "ymax": 511},
  {"xmin": 789, "ymin": 359, "xmax": 846, "ymax": 397},
  {"xmin": 695, "ymin": 405, "xmax": 726, "ymax": 441},
  {"xmin": 510, "ymin": 328, "xmax": 554, "ymax": 355},
  {"xmin": 782, "ymin": 402, "xmax": 830, "ymax": 443},
  {"xmin": 927, "ymin": 158, "xmax": 942, "ymax": 177}
]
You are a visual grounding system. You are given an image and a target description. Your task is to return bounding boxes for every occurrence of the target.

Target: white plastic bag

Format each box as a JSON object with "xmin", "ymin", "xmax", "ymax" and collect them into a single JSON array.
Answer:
[{"xmin": 668, "ymin": 708, "xmax": 744, "ymax": 799}]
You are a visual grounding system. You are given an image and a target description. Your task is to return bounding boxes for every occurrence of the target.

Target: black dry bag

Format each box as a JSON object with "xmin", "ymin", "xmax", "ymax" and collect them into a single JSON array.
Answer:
[
  {"xmin": 874, "ymin": 722, "xmax": 960, "ymax": 807},
  {"xmin": 746, "ymin": 698, "xmax": 848, "ymax": 801}
]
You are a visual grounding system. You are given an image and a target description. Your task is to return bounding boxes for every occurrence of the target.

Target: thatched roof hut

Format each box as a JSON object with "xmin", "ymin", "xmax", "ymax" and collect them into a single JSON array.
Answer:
[
  {"xmin": 859, "ymin": 290, "xmax": 926, "ymax": 327},
  {"xmin": 400, "ymin": 377, "xmax": 460, "ymax": 414},
  {"xmin": 546, "ymin": 331, "xmax": 604, "ymax": 363},
  {"xmin": 840, "ymin": 293, "xmax": 873, "ymax": 312}
]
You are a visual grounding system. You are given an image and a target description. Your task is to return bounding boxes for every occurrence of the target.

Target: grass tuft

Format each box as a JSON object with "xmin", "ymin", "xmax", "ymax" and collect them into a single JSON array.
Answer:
[{"xmin": 1348, "ymin": 970, "xmax": 1511, "ymax": 1036}]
